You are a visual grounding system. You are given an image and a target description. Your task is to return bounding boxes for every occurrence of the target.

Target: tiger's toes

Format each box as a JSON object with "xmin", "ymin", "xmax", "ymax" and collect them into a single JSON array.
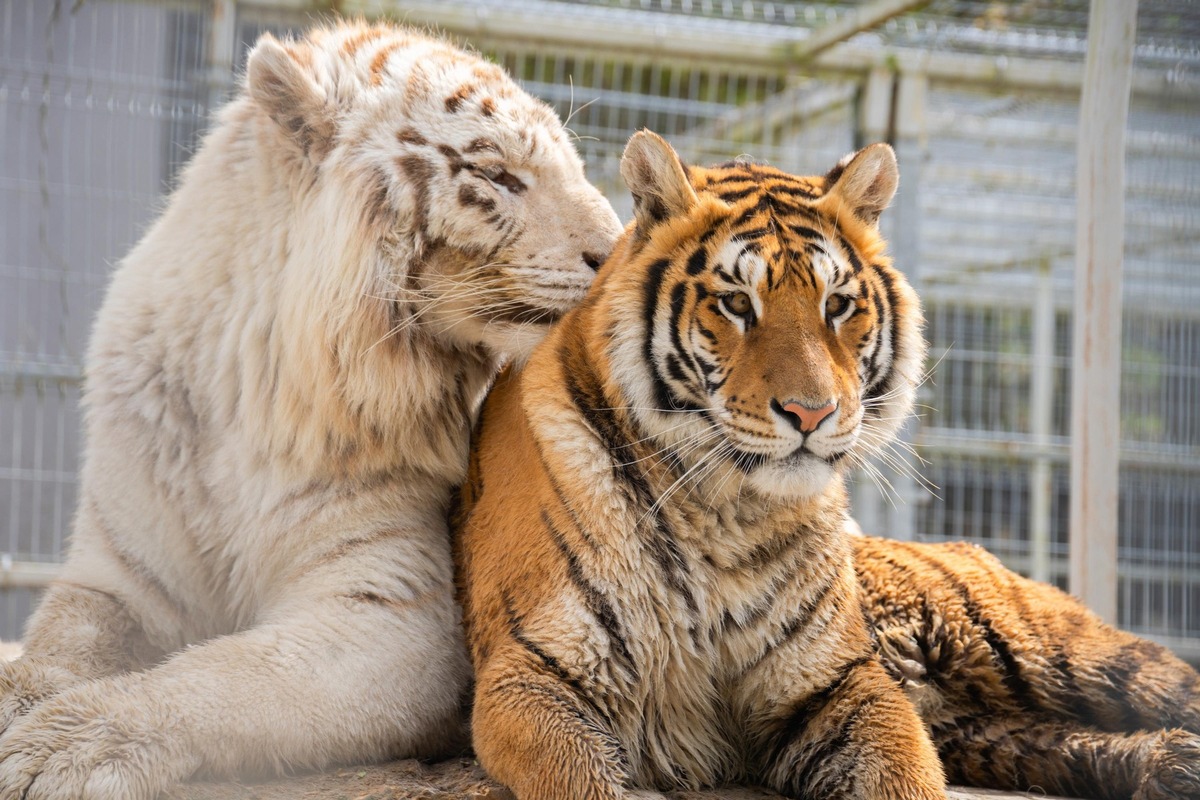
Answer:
[
  {"xmin": 0, "ymin": 681, "xmax": 193, "ymax": 800},
  {"xmin": 1134, "ymin": 729, "xmax": 1200, "ymax": 800},
  {"xmin": 0, "ymin": 659, "xmax": 82, "ymax": 735}
]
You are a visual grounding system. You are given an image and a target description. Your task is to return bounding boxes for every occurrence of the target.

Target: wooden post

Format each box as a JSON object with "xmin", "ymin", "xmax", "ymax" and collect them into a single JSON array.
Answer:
[
  {"xmin": 849, "ymin": 67, "xmax": 897, "ymax": 537},
  {"xmin": 1030, "ymin": 262, "xmax": 1054, "ymax": 584},
  {"xmin": 207, "ymin": 0, "xmax": 238, "ymax": 118},
  {"xmin": 885, "ymin": 70, "xmax": 927, "ymax": 543},
  {"xmin": 1069, "ymin": 0, "xmax": 1139, "ymax": 623},
  {"xmin": 789, "ymin": 0, "xmax": 932, "ymax": 61}
]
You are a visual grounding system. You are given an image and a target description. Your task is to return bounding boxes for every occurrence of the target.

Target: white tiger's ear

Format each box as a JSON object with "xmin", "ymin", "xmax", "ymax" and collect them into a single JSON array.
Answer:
[
  {"xmin": 620, "ymin": 130, "xmax": 697, "ymax": 236},
  {"xmin": 824, "ymin": 143, "xmax": 898, "ymax": 226},
  {"xmin": 247, "ymin": 34, "xmax": 335, "ymax": 161}
]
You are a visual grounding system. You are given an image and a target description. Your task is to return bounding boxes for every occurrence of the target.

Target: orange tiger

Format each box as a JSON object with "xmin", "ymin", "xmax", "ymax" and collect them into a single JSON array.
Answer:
[{"xmin": 453, "ymin": 130, "xmax": 1200, "ymax": 800}]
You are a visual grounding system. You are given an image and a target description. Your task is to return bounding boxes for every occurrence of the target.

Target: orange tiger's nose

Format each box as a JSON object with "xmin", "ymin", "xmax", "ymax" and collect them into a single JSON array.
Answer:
[{"xmin": 780, "ymin": 400, "xmax": 837, "ymax": 434}]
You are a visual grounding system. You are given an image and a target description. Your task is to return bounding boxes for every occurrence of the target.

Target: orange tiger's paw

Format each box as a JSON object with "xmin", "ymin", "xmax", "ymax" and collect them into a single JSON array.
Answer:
[
  {"xmin": 890, "ymin": 777, "xmax": 947, "ymax": 800},
  {"xmin": 1134, "ymin": 729, "xmax": 1200, "ymax": 800}
]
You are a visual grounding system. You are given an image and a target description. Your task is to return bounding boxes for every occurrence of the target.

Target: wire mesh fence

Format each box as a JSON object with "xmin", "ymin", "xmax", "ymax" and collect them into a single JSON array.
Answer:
[{"xmin": 2, "ymin": 0, "xmax": 1198, "ymax": 658}]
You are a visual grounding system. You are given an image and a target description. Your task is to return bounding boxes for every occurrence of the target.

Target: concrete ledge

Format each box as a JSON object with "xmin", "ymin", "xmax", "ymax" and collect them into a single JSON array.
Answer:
[{"xmin": 164, "ymin": 758, "xmax": 1066, "ymax": 800}]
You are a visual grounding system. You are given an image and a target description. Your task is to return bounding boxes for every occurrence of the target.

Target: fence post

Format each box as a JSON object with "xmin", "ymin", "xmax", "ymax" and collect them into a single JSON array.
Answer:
[
  {"xmin": 849, "ymin": 67, "xmax": 895, "ymax": 535},
  {"xmin": 885, "ymin": 70, "xmax": 927, "ymax": 542},
  {"xmin": 1069, "ymin": 0, "xmax": 1139, "ymax": 623},
  {"xmin": 207, "ymin": 0, "xmax": 238, "ymax": 117},
  {"xmin": 1030, "ymin": 260, "xmax": 1055, "ymax": 584}
]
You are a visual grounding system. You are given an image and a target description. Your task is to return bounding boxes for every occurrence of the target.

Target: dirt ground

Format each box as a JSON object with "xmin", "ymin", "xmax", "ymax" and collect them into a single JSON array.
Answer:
[{"xmin": 164, "ymin": 757, "xmax": 1052, "ymax": 800}]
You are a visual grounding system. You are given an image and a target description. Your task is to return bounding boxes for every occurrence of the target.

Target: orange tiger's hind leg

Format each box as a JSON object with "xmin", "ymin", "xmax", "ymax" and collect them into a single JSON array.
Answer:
[
  {"xmin": 1054, "ymin": 636, "xmax": 1200, "ymax": 735},
  {"xmin": 1022, "ymin": 623, "xmax": 1200, "ymax": 738},
  {"xmin": 934, "ymin": 715, "xmax": 1200, "ymax": 800}
]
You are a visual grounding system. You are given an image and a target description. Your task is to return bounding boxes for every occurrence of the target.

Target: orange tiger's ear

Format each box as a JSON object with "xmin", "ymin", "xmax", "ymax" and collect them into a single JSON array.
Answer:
[
  {"xmin": 824, "ymin": 143, "xmax": 898, "ymax": 226},
  {"xmin": 247, "ymin": 33, "xmax": 335, "ymax": 161},
  {"xmin": 620, "ymin": 130, "xmax": 697, "ymax": 237}
]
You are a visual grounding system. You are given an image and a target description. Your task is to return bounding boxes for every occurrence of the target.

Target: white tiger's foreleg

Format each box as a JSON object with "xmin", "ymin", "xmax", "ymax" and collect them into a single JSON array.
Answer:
[
  {"xmin": 0, "ymin": 570, "xmax": 470, "ymax": 800},
  {"xmin": 0, "ymin": 582, "xmax": 152, "ymax": 735},
  {"xmin": 0, "ymin": 496, "xmax": 191, "ymax": 736}
]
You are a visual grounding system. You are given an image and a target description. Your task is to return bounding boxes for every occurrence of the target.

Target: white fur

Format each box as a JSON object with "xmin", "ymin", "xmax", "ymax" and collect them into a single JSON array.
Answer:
[{"xmin": 0, "ymin": 21, "xmax": 620, "ymax": 800}]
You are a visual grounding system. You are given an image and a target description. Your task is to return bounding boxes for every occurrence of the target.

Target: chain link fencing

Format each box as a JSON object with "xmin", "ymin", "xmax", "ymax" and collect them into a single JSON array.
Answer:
[{"xmin": 2, "ymin": 0, "xmax": 1198, "ymax": 658}]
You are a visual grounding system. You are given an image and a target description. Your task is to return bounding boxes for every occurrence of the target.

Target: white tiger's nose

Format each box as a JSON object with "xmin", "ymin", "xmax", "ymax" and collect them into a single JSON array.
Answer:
[
  {"xmin": 776, "ymin": 399, "xmax": 837, "ymax": 434},
  {"xmin": 582, "ymin": 251, "xmax": 606, "ymax": 271}
]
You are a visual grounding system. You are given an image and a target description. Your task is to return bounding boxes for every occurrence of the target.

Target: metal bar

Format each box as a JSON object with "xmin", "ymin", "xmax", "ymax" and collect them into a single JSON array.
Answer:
[
  {"xmin": 919, "ymin": 431, "xmax": 1200, "ymax": 472},
  {"xmin": 678, "ymin": 82, "xmax": 857, "ymax": 153},
  {"xmin": 964, "ymin": 557, "xmax": 1199, "ymax": 591},
  {"xmin": 336, "ymin": 0, "xmax": 1200, "ymax": 99},
  {"xmin": 1069, "ymin": 0, "xmax": 1139, "ymax": 625},
  {"xmin": 207, "ymin": 0, "xmax": 238, "ymax": 114},
  {"xmin": 789, "ymin": 0, "xmax": 932, "ymax": 61},
  {"xmin": 1029, "ymin": 263, "xmax": 1055, "ymax": 583},
  {"xmin": 925, "ymin": 112, "xmax": 1200, "ymax": 158},
  {"xmin": 0, "ymin": 359, "xmax": 83, "ymax": 382},
  {"xmin": 883, "ymin": 70, "xmax": 927, "ymax": 542},
  {"xmin": 920, "ymin": 281, "xmax": 1200, "ymax": 319},
  {"xmin": 858, "ymin": 67, "xmax": 894, "ymax": 145},
  {"xmin": 0, "ymin": 557, "xmax": 59, "ymax": 590}
]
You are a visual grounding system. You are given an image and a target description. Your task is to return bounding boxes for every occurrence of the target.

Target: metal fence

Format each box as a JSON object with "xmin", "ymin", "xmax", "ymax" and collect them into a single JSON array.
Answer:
[{"xmin": 2, "ymin": 0, "xmax": 1198, "ymax": 659}]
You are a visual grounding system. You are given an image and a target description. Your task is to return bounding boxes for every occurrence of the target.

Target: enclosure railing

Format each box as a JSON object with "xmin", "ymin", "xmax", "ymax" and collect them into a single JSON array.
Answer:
[{"xmin": 2, "ymin": 0, "xmax": 1198, "ymax": 661}]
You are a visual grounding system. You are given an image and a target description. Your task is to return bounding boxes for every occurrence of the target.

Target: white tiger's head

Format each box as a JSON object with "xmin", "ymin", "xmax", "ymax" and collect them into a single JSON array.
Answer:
[{"xmin": 245, "ymin": 22, "xmax": 622, "ymax": 361}]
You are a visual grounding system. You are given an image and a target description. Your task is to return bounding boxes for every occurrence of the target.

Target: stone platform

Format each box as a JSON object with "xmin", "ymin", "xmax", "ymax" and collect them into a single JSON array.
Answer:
[{"xmin": 164, "ymin": 757, "xmax": 1064, "ymax": 800}]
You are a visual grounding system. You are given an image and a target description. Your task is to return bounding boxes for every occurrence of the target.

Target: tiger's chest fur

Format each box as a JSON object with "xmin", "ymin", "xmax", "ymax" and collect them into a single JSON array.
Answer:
[
  {"xmin": 576, "ymin": 538, "xmax": 748, "ymax": 788},
  {"xmin": 494, "ymin": 422, "xmax": 860, "ymax": 789}
]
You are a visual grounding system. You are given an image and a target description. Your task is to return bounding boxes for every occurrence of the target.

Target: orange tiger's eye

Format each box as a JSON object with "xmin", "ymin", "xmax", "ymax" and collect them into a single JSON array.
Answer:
[
  {"xmin": 723, "ymin": 292, "xmax": 753, "ymax": 317},
  {"xmin": 825, "ymin": 294, "xmax": 852, "ymax": 319}
]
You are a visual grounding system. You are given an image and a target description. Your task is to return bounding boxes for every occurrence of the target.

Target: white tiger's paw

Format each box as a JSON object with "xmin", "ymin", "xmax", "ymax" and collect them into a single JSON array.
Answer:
[
  {"xmin": 0, "ymin": 658, "xmax": 82, "ymax": 735},
  {"xmin": 0, "ymin": 677, "xmax": 194, "ymax": 800}
]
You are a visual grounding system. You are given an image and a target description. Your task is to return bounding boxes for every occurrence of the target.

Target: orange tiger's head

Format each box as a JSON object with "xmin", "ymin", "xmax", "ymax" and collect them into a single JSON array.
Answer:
[{"xmin": 597, "ymin": 131, "xmax": 926, "ymax": 501}]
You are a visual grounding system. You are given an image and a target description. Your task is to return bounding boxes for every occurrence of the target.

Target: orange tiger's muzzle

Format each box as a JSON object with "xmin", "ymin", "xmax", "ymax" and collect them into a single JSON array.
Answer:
[{"xmin": 726, "ymin": 297, "xmax": 859, "ymax": 441}]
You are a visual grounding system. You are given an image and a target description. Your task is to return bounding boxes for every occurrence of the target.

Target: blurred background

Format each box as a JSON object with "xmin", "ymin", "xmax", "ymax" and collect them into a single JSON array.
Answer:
[{"xmin": 1, "ymin": 0, "xmax": 1197, "ymax": 660}]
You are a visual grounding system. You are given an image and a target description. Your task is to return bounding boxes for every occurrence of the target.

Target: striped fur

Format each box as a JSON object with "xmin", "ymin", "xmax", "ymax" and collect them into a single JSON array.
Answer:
[
  {"xmin": 0, "ymin": 21, "xmax": 619, "ymax": 800},
  {"xmin": 454, "ymin": 132, "xmax": 943, "ymax": 800},
  {"xmin": 858, "ymin": 537, "xmax": 1200, "ymax": 800},
  {"xmin": 456, "ymin": 131, "xmax": 1200, "ymax": 800}
]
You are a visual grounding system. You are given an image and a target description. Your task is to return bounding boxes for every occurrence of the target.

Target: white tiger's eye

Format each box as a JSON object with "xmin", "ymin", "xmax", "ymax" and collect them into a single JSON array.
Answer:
[
  {"xmin": 825, "ymin": 294, "xmax": 852, "ymax": 320},
  {"xmin": 478, "ymin": 165, "xmax": 526, "ymax": 194},
  {"xmin": 722, "ymin": 292, "xmax": 753, "ymax": 318}
]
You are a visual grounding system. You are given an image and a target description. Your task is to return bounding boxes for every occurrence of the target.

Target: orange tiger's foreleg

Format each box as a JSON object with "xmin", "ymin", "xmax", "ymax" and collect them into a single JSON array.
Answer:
[
  {"xmin": 760, "ymin": 656, "xmax": 946, "ymax": 800},
  {"xmin": 472, "ymin": 654, "xmax": 638, "ymax": 800},
  {"xmin": 934, "ymin": 714, "xmax": 1200, "ymax": 800}
]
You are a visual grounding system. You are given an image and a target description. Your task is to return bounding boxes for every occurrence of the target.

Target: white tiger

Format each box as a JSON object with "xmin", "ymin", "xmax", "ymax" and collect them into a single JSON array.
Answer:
[{"xmin": 0, "ymin": 21, "xmax": 621, "ymax": 800}]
